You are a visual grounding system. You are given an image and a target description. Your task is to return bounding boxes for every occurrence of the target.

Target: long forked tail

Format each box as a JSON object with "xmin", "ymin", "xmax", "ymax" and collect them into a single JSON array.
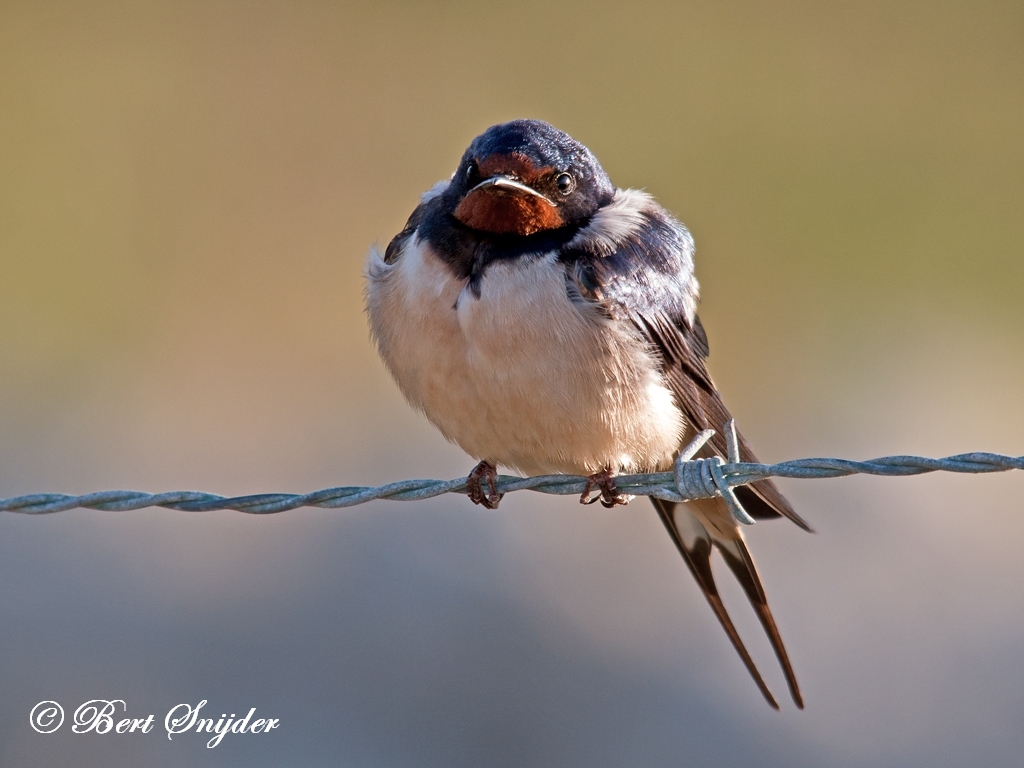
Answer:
[{"xmin": 651, "ymin": 496, "xmax": 803, "ymax": 710}]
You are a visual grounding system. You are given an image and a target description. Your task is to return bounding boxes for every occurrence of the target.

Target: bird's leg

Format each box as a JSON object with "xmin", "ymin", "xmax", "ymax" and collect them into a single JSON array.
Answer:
[
  {"xmin": 580, "ymin": 467, "xmax": 633, "ymax": 508},
  {"xmin": 466, "ymin": 460, "xmax": 503, "ymax": 509}
]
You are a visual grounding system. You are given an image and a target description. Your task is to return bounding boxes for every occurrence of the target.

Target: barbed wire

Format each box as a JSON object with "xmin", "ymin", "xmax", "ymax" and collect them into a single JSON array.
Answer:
[{"xmin": 1, "ymin": 424, "xmax": 1021, "ymax": 524}]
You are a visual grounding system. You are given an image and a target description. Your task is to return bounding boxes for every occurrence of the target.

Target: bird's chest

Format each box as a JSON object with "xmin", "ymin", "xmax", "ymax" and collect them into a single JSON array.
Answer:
[{"xmin": 366, "ymin": 238, "xmax": 684, "ymax": 475}]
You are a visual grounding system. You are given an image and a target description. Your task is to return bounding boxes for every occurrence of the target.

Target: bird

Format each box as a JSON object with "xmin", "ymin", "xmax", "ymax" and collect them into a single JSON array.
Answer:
[{"xmin": 364, "ymin": 119, "xmax": 810, "ymax": 709}]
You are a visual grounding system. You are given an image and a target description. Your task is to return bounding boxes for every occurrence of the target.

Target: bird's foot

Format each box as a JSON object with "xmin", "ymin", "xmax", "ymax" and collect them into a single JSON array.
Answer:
[
  {"xmin": 466, "ymin": 460, "xmax": 503, "ymax": 509},
  {"xmin": 580, "ymin": 468, "xmax": 633, "ymax": 508}
]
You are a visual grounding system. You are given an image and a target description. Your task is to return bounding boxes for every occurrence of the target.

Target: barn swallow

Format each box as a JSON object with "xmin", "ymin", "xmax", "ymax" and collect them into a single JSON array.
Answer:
[{"xmin": 365, "ymin": 119, "xmax": 810, "ymax": 709}]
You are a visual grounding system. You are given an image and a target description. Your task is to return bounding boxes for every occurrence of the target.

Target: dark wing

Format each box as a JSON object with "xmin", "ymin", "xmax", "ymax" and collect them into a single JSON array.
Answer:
[
  {"xmin": 561, "ymin": 193, "xmax": 807, "ymax": 708},
  {"xmin": 639, "ymin": 310, "xmax": 811, "ymax": 531},
  {"xmin": 561, "ymin": 196, "xmax": 810, "ymax": 531},
  {"xmin": 383, "ymin": 198, "xmax": 433, "ymax": 264}
]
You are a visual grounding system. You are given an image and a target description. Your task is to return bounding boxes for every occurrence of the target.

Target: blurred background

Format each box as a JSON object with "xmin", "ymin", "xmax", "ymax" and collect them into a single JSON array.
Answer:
[{"xmin": 1, "ymin": 0, "xmax": 1022, "ymax": 765}]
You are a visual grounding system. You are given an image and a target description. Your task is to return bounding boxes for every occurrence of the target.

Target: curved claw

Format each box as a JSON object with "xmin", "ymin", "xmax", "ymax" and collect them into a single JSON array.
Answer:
[
  {"xmin": 466, "ymin": 460, "xmax": 503, "ymax": 509},
  {"xmin": 580, "ymin": 468, "xmax": 633, "ymax": 508}
]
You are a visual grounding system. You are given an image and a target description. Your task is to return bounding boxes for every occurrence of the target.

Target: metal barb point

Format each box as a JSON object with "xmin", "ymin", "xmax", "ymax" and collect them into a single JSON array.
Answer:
[
  {"xmin": 725, "ymin": 419, "xmax": 741, "ymax": 464},
  {"xmin": 679, "ymin": 429, "xmax": 716, "ymax": 462}
]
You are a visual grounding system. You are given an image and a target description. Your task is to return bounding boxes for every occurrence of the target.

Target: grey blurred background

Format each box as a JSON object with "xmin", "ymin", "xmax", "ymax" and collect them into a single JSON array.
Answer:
[{"xmin": 1, "ymin": 0, "xmax": 1023, "ymax": 765}]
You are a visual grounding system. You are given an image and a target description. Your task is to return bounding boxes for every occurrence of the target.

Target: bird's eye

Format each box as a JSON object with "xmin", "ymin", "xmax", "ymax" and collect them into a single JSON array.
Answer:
[
  {"xmin": 466, "ymin": 161, "xmax": 479, "ymax": 183},
  {"xmin": 556, "ymin": 173, "xmax": 574, "ymax": 195}
]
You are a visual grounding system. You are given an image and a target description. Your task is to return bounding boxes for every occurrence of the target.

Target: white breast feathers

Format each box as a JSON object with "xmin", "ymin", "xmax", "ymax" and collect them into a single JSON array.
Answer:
[{"xmin": 365, "ymin": 235, "xmax": 686, "ymax": 476}]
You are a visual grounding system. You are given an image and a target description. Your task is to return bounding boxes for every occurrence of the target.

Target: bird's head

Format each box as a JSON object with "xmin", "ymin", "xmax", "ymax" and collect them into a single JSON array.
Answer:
[{"xmin": 442, "ymin": 120, "xmax": 614, "ymax": 237}]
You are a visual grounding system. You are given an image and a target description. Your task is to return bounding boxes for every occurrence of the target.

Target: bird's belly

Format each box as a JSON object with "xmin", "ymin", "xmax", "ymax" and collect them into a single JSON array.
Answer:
[{"xmin": 366, "ymin": 240, "xmax": 685, "ymax": 475}]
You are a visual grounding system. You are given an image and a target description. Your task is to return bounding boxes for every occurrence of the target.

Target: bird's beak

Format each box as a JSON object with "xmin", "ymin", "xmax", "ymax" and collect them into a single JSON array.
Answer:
[{"xmin": 469, "ymin": 175, "xmax": 556, "ymax": 207}]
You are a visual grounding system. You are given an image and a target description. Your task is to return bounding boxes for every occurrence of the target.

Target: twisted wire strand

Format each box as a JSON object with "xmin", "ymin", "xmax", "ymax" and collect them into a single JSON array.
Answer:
[{"xmin": 2, "ymin": 423, "xmax": 1021, "ymax": 521}]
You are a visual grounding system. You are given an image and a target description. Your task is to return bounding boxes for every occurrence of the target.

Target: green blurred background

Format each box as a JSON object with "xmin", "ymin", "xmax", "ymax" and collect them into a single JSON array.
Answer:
[{"xmin": 1, "ymin": 0, "xmax": 1022, "ymax": 765}]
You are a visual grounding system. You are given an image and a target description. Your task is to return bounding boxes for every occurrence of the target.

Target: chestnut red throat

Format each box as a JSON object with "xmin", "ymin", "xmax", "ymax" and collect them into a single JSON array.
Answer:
[{"xmin": 453, "ymin": 152, "xmax": 565, "ymax": 236}]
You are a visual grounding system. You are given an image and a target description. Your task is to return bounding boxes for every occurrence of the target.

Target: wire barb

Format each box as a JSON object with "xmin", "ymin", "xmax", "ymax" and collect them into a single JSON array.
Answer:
[{"xmin": 1, "ymin": 447, "xmax": 1021, "ymax": 519}]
